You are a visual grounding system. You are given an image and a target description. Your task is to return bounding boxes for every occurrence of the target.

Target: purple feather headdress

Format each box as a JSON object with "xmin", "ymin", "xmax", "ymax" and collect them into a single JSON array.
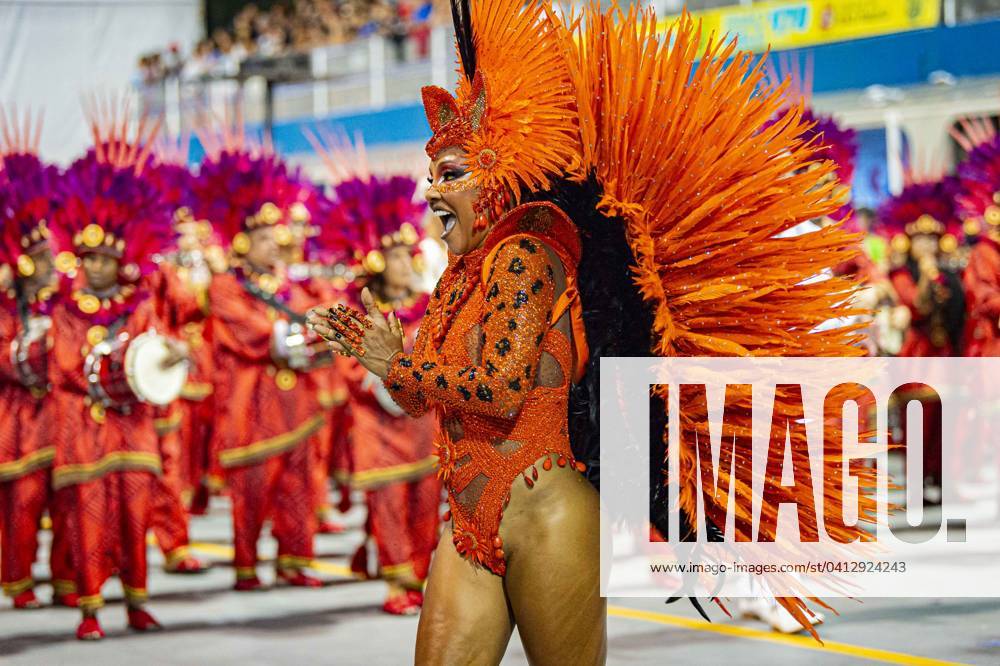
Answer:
[
  {"xmin": 304, "ymin": 126, "xmax": 425, "ymax": 274},
  {"xmin": 950, "ymin": 118, "xmax": 1000, "ymax": 230},
  {"xmin": 0, "ymin": 108, "xmax": 62, "ymax": 276},
  {"xmin": 48, "ymin": 95, "xmax": 174, "ymax": 281},
  {"xmin": 51, "ymin": 153, "xmax": 175, "ymax": 280},
  {"xmin": 876, "ymin": 176, "xmax": 963, "ymax": 246}
]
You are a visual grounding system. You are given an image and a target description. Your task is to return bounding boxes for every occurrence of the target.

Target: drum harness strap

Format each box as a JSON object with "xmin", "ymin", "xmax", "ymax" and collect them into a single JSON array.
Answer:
[
  {"xmin": 11, "ymin": 284, "xmax": 48, "ymax": 392},
  {"xmin": 239, "ymin": 276, "xmax": 306, "ymax": 324},
  {"xmin": 84, "ymin": 314, "xmax": 130, "ymax": 411},
  {"xmin": 239, "ymin": 275, "xmax": 333, "ymax": 371}
]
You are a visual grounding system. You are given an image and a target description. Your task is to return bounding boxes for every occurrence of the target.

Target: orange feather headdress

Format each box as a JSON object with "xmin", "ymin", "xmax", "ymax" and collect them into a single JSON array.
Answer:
[{"xmin": 420, "ymin": 0, "xmax": 581, "ymax": 228}]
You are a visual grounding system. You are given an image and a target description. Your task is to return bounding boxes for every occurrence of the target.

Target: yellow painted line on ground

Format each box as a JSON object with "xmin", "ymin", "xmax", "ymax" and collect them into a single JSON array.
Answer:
[
  {"xmin": 188, "ymin": 541, "xmax": 356, "ymax": 579},
  {"xmin": 607, "ymin": 605, "xmax": 968, "ymax": 666},
  {"xmin": 183, "ymin": 542, "xmax": 961, "ymax": 665}
]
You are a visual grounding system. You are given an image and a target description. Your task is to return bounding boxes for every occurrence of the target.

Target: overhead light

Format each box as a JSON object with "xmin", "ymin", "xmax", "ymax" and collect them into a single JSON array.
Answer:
[
  {"xmin": 928, "ymin": 70, "xmax": 957, "ymax": 86},
  {"xmin": 863, "ymin": 85, "xmax": 905, "ymax": 106}
]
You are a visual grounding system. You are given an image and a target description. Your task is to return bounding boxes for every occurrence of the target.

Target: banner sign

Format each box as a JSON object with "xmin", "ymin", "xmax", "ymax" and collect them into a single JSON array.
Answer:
[{"xmin": 659, "ymin": 0, "xmax": 941, "ymax": 52}]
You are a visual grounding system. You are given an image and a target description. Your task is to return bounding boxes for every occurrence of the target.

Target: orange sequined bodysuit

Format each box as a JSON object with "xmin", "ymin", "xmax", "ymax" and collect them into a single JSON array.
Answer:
[{"xmin": 385, "ymin": 202, "xmax": 588, "ymax": 575}]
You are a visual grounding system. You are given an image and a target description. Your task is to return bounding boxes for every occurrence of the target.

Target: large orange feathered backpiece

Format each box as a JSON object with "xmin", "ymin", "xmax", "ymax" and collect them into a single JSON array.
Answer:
[
  {"xmin": 556, "ymin": 4, "xmax": 874, "ymax": 635},
  {"xmin": 563, "ymin": 5, "xmax": 864, "ymax": 358},
  {"xmin": 430, "ymin": 0, "xmax": 876, "ymax": 637}
]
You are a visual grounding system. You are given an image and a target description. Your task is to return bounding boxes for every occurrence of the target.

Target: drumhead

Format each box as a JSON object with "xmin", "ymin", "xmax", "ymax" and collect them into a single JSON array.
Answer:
[{"xmin": 124, "ymin": 332, "xmax": 189, "ymax": 405}]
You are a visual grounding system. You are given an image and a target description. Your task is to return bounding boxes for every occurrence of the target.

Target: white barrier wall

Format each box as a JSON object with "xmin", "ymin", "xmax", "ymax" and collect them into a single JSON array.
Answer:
[{"xmin": 0, "ymin": 0, "xmax": 201, "ymax": 164}]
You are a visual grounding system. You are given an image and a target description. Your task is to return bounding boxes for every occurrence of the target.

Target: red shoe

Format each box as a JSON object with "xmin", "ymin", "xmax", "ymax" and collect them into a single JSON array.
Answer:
[
  {"xmin": 165, "ymin": 556, "xmax": 209, "ymax": 574},
  {"xmin": 234, "ymin": 576, "xmax": 263, "ymax": 592},
  {"xmin": 317, "ymin": 519, "xmax": 346, "ymax": 534},
  {"xmin": 54, "ymin": 592, "xmax": 80, "ymax": 608},
  {"xmin": 382, "ymin": 591, "xmax": 420, "ymax": 616},
  {"xmin": 406, "ymin": 589, "xmax": 424, "ymax": 609},
  {"xmin": 188, "ymin": 484, "xmax": 210, "ymax": 516},
  {"xmin": 276, "ymin": 569, "xmax": 323, "ymax": 588},
  {"xmin": 127, "ymin": 607, "xmax": 162, "ymax": 632},
  {"xmin": 13, "ymin": 590, "xmax": 41, "ymax": 609},
  {"xmin": 76, "ymin": 617, "xmax": 105, "ymax": 641}
]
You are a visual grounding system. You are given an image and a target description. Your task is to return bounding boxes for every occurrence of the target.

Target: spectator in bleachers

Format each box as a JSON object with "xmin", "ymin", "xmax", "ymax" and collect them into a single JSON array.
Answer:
[{"xmin": 138, "ymin": 0, "xmax": 449, "ymax": 86}]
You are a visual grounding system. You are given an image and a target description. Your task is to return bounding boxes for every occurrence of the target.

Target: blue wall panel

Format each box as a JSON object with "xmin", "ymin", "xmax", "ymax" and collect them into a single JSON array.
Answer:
[{"xmin": 249, "ymin": 18, "xmax": 1000, "ymax": 156}]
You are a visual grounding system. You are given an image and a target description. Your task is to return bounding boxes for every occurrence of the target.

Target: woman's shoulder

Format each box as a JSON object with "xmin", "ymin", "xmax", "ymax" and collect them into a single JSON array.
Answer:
[{"xmin": 483, "ymin": 202, "xmax": 580, "ymax": 269}]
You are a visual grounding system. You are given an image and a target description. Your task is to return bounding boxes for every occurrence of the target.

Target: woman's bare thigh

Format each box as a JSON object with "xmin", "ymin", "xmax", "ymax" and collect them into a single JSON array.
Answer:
[
  {"xmin": 502, "ymin": 466, "xmax": 606, "ymax": 665},
  {"xmin": 415, "ymin": 527, "xmax": 514, "ymax": 666}
]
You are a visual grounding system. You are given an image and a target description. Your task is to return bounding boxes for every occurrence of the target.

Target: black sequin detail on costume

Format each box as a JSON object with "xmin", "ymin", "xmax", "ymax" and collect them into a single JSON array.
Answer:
[
  {"xmin": 436, "ymin": 374, "xmax": 449, "ymax": 389},
  {"xmin": 495, "ymin": 338, "xmax": 511, "ymax": 356},
  {"xmin": 399, "ymin": 358, "xmax": 413, "ymax": 368},
  {"xmin": 476, "ymin": 384, "xmax": 493, "ymax": 402},
  {"xmin": 508, "ymin": 256, "xmax": 526, "ymax": 275},
  {"xmin": 513, "ymin": 290, "xmax": 529, "ymax": 309}
]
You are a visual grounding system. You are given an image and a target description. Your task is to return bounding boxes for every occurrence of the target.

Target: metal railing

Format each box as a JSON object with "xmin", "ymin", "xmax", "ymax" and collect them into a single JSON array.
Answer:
[
  {"xmin": 140, "ymin": 27, "xmax": 456, "ymax": 138},
  {"xmin": 137, "ymin": 0, "xmax": 1000, "ymax": 138}
]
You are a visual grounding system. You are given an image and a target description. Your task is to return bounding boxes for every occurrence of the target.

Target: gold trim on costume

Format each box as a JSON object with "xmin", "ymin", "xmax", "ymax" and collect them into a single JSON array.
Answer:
[
  {"xmin": 122, "ymin": 584, "xmax": 148, "ymax": 603},
  {"xmin": 337, "ymin": 455, "xmax": 438, "ymax": 490},
  {"xmin": 235, "ymin": 566, "xmax": 258, "ymax": 580},
  {"xmin": 218, "ymin": 415, "xmax": 326, "ymax": 469},
  {"xmin": 180, "ymin": 381, "xmax": 214, "ymax": 401},
  {"xmin": 276, "ymin": 554, "xmax": 313, "ymax": 570},
  {"xmin": 52, "ymin": 579, "xmax": 77, "ymax": 595},
  {"xmin": 205, "ymin": 473, "xmax": 226, "ymax": 491},
  {"xmin": 1, "ymin": 577, "xmax": 34, "ymax": 597},
  {"xmin": 0, "ymin": 446, "xmax": 55, "ymax": 482},
  {"xmin": 154, "ymin": 411, "xmax": 184, "ymax": 436},
  {"xmin": 78, "ymin": 594, "xmax": 105, "ymax": 611},
  {"xmin": 164, "ymin": 546, "xmax": 192, "ymax": 568},
  {"xmin": 52, "ymin": 451, "xmax": 162, "ymax": 490},
  {"xmin": 318, "ymin": 388, "xmax": 348, "ymax": 408},
  {"xmin": 381, "ymin": 561, "xmax": 416, "ymax": 579}
]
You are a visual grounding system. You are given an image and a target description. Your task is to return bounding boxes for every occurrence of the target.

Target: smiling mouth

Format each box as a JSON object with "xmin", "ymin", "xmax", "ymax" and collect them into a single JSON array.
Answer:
[{"xmin": 434, "ymin": 209, "xmax": 458, "ymax": 239}]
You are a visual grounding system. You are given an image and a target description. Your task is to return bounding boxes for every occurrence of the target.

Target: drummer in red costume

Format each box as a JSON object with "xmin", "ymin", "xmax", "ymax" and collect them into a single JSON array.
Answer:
[
  {"xmin": 48, "ymin": 103, "xmax": 188, "ymax": 640},
  {"xmin": 145, "ymin": 147, "xmax": 212, "ymax": 574},
  {"xmin": 192, "ymin": 126, "xmax": 331, "ymax": 590},
  {"xmin": 952, "ymin": 118, "xmax": 1000, "ymax": 358},
  {"xmin": 274, "ymin": 189, "xmax": 348, "ymax": 535},
  {"xmin": 876, "ymin": 174, "xmax": 966, "ymax": 504},
  {"xmin": 0, "ymin": 108, "xmax": 77, "ymax": 610},
  {"xmin": 308, "ymin": 131, "xmax": 440, "ymax": 615},
  {"xmin": 878, "ymin": 176, "xmax": 967, "ymax": 357}
]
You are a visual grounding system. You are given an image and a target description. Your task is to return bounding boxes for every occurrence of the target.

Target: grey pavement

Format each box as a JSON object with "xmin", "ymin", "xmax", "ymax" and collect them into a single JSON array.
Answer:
[{"xmin": 0, "ymin": 497, "xmax": 997, "ymax": 665}]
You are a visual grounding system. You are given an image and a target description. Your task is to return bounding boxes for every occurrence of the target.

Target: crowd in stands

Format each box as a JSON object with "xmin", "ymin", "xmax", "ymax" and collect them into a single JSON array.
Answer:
[{"xmin": 137, "ymin": 0, "xmax": 442, "ymax": 85}]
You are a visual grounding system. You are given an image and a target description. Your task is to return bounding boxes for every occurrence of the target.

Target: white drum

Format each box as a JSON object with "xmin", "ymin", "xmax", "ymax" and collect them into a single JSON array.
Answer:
[{"xmin": 124, "ymin": 332, "xmax": 189, "ymax": 405}]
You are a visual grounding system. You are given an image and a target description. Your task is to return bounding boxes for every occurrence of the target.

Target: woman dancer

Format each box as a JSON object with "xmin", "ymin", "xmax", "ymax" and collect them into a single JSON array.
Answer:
[{"xmin": 309, "ymin": 1, "xmax": 875, "ymax": 662}]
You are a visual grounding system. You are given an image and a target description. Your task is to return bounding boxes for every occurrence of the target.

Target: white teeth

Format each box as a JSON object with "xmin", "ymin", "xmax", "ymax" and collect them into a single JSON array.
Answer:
[{"xmin": 433, "ymin": 210, "xmax": 450, "ymax": 218}]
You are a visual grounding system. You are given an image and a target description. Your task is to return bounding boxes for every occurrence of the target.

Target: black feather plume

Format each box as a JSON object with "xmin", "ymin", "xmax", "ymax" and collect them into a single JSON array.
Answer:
[
  {"xmin": 450, "ymin": 0, "xmax": 476, "ymax": 81},
  {"xmin": 522, "ymin": 173, "xmax": 656, "ymax": 493}
]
